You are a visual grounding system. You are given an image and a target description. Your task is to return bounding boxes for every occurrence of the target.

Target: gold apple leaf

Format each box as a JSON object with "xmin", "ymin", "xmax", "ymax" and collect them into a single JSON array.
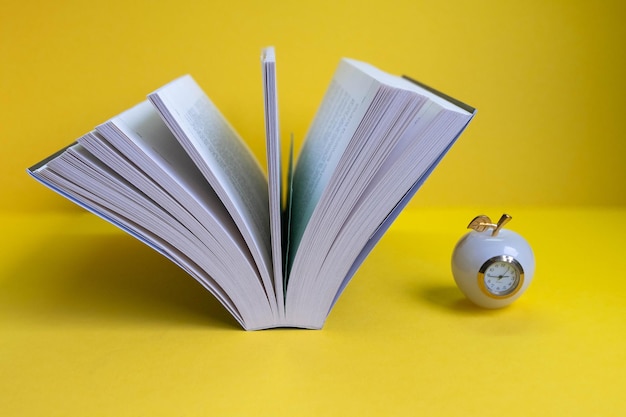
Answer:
[{"xmin": 467, "ymin": 215, "xmax": 494, "ymax": 232}]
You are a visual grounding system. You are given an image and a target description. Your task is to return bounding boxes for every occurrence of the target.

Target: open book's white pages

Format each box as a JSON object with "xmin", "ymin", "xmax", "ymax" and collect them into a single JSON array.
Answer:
[
  {"xmin": 285, "ymin": 59, "xmax": 474, "ymax": 327},
  {"xmin": 82, "ymin": 102, "xmax": 276, "ymax": 329},
  {"xmin": 28, "ymin": 49, "xmax": 476, "ymax": 330},
  {"xmin": 31, "ymin": 144, "xmax": 268, "ymax": 328},
  {"xmin": 261, "ymin": 47, "xmax": 285, "ymax": 316},
  {"xmin": 148, "ymin": 77, "xmax": 279, "ymax": 321}
]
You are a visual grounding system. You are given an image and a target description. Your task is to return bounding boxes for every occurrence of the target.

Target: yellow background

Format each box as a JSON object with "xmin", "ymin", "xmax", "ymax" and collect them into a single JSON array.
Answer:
[
  {"xmin": 1, "ymin": 1, "xmax": 625, "ymax": 416},
  {"xmin": 2, "ymin": 0, "xmax": 625, "ymax": 209}
]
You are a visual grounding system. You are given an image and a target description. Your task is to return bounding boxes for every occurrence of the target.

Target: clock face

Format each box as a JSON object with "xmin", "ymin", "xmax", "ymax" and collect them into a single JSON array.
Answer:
[{"xmin": 478, "ymin": 255, "xmax": 524, "ymax": 298}]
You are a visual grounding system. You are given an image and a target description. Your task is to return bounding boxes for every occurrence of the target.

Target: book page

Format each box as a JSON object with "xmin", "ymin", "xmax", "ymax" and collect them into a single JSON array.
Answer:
[
  {"xmin": 284, "ymin": 59, "xmax": 475, "ymax": 327},
  {"xmin": 148, "ymin": 76, "xmax": 277, "ymax": 317},
  {"xmin": 328, "ymin": 108, "xmax": 476, "ymax": 309},
  {"xmin": 29, "ymin": 144, "xmax": 250, "ymax": 327},
  {"xmin": 288, "ymin": 60, "xmax": 380, "ymax": 269},
  {"xmin": 96, "ymin": 101, "xmax": 244, "ymax": 248},
  {"xmin": 86, "ymin": 101, "xmax": 260, "ymax": 287},
  {"xmin": 261, "ymin": 47, "xmax": 285, "ymax": 315}
]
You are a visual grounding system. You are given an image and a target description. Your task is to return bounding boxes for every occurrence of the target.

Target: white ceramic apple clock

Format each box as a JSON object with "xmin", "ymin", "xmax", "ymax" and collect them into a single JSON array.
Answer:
[{"xmin": 451, "ymin": 214, "xmax": 535, "ymax": 308}]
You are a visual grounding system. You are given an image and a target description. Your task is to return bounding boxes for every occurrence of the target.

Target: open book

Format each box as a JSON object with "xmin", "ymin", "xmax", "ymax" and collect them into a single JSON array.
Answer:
[{"xmin": 28, "ymin": 47, "xmax": 476, "ymax": 330}]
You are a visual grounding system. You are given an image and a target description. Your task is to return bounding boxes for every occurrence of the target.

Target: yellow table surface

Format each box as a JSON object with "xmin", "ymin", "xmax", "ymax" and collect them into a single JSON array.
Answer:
[{"xmin": 1, "ymin": 207, "xmax": 624, "ymax": 416}]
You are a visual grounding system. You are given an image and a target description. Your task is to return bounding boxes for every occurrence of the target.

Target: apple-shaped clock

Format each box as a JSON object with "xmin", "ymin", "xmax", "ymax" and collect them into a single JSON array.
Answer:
[{"xmin": 451, "ymin": 214, "xmax": 535, "ymax": 308}]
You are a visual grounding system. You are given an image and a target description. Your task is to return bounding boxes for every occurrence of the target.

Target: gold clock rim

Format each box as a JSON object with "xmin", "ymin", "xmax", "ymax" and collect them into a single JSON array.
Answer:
[{"xmin": 477, "ymin": 255, "xmax": 525, "ymax": 299}]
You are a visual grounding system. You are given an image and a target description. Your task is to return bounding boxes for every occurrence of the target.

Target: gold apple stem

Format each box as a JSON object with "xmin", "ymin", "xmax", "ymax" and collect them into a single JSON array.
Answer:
[
  {"xmin": 467, "ymin": 214, "xmax": 513, "ymax": 236},
  {"xmin": 491, "ymin": 214, "xmax": 512, "ymax": 237}
]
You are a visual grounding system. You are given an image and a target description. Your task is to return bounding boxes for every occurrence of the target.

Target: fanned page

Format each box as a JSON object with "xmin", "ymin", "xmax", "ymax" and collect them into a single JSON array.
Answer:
[
  {"xmin": 147, "ymin": 77, "xmax": 279, "ymax": 321},
  {"xmin": 261, "ymin": 47, "xmax": 285, "ymax": 316},
  {"xmin": 28, "ymin": 101, "xmax": 277, "ymax": 330},
  {"xmin": 285, "ymin": 58, "xmax": 474, "ymax": 327},
  {"xmin": 328, "ymin": 76, "xmax": 477, "ymax": 308},
  {"xmin": 29, "ymin": 143, "xmax": 249, "ymax": 326},
  {"xmin": 287, "ymin": 63, "xmax": 381, "ymax": 266},
  {"xmin": 88, "ymin": 102, "xmax": 274, "ymax": 328}
]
